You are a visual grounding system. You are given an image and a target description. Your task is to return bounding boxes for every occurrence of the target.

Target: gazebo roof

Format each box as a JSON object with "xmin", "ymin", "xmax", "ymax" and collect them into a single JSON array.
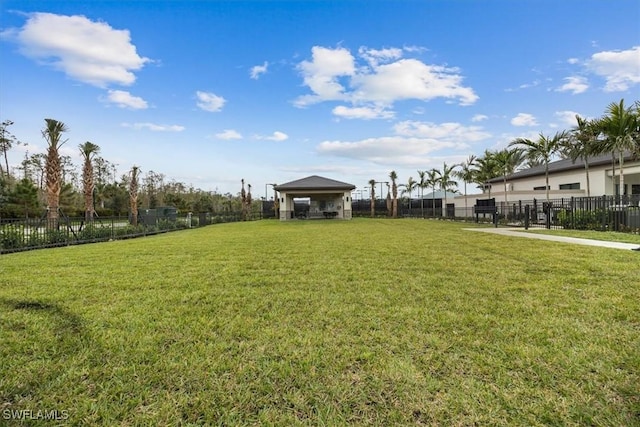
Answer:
[{"xmin": 275, "ymin": 175, "xmax": 356, "ymax": 191}]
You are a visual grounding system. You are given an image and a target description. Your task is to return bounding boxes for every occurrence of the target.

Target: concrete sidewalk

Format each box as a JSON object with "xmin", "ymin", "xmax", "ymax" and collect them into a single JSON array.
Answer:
[{"xmin": 466, "ymin": 227, "xmax": 640, "ymax": 251}]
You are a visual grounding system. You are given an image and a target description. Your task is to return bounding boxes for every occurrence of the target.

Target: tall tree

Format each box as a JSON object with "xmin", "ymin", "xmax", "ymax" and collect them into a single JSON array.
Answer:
[
  {"xmin": 389, "ymin": 170, "xmax": 398, "ymax": 218},
  {"xmin": 399, "ymin": 176, "xmax": 417, "ymax": 214},
  {"xmin": 42, "ymin": 118, "xmax": 69, "ymax": 227},
  {"xmin": 426, "ymin": 169, "xmax": 439, "ymax": 217},
  {"xmin": 0, "ymin": 120, "xmax": 18, "ymax": 179},
  {"xmin": 240, "ymin": 179, "xmax": 247, "ymax": 220},
  {"xmin": 492, "ymin": 148, "xmax": 523, "ymax": 204},
  {"xmin": 417, "ymin": 170, "xmax": 428, "ymax": 217},
  {"xmin": 509, "ymin": 131, "xmax": 567, "ymax": 202},
  {"xmin": 598, "ymin": 99, "xmax": 639, "ymax": 197},
  {"xmin": 385, "ymin": 183, "xmax": 391, "ymax": 217},
  {"xmin": 79, "ymin": 141, "xmax": 100, "ymax": 222},
  {"xmin": 473, "ymin": 150, "xmax": 500, "ymax": 199},
  {"xmin": 247, "ymin": 183, "xmax": 253, "ymax": 219},
  {"xmin": 129, "ymin": 166, "xmax": 140, "ymax": 226},
  {"xmin": 561, "ymin": 115, "xmax": 601, "ymax": 197},
  {"xmin": 435, "ymin": 163, "xmax": 458, "ymax": 217},
  {"xmin": 368, "ymin": 178, "xmax": 376, "ymax": 218},
  {"xmin": 454, "ymin": 155, "xmax": 476, "ymax": 218}
]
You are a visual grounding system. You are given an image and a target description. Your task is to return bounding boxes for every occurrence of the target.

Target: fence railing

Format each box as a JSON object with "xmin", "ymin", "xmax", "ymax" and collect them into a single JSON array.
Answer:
[{"xmin": 0, "ymin": 211, "xmax": 262, "ymax": 254}]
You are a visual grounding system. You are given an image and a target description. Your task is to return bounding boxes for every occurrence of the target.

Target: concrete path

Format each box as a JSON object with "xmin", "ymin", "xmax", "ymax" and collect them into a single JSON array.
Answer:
[{"xmin": 465, "ymin": 227, "xmax": 640, "ymax": 251}]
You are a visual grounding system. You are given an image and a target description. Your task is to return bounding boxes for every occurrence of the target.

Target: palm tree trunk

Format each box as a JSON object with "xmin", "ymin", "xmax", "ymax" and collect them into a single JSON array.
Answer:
[
  {"xmin": 618, "ymin": 150, "xmax": 625, "ymax": 200},
  {"xmin": 545, "ymin": 162, "xmax": 550, "ymax": 202}
]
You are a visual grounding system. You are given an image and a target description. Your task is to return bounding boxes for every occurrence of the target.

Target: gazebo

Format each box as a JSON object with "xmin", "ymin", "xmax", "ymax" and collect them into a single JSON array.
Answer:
[{"xmin": 274, "ymin": 175, "xmax": 356, "ymax": 221}]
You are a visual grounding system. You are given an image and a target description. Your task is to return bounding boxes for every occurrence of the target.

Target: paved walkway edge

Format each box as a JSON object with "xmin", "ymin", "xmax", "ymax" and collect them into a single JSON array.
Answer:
[{"xmin": 465, "ymin": 228, "xmax": 640, "ymax": 251}]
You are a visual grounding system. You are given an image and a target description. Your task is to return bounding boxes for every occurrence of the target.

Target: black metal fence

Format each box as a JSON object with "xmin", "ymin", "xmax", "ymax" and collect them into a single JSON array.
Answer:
[
  {"xmin": 0, "ymin": 211, "xmax": 263, "ymax": 254},
  {"xmin": 473, "ymin": 195, "xmax": 640, "ymax": 233}
]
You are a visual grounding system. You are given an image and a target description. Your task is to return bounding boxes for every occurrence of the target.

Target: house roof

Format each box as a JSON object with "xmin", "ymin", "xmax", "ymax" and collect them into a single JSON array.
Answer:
[
  {"xmin": 274, "ymin": 175, "xmax": 356, "ymax": 191},
  {"xmin": 421, "ymin": 190, "xmax": 460, "ymax": 199},
  {"xmin": 488, "ymin": 151, "xmax": 638, "ymax": 183}
]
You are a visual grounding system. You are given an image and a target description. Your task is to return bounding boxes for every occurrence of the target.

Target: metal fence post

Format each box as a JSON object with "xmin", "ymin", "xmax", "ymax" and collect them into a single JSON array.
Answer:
[{"xmin": 524, "ymin": 205, "xmax": 530, "ymax": 230}]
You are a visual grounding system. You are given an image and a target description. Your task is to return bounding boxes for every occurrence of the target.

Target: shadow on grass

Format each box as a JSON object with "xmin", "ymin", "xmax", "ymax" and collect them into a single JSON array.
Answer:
[{"xmin": 0, "ymin": 298, "xmax": 95, "ymax": 410}]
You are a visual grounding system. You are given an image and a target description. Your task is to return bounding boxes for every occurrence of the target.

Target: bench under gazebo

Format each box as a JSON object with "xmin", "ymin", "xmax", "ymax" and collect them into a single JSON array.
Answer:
[{"xmin": 274, "ymin": 175, "xmax": 356, "ymax": 221}]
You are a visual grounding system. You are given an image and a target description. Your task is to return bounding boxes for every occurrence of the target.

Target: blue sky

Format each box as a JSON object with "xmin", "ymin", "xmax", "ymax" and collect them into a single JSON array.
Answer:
[{"xmin": 1, "ymin": 0, "xmax": 639, "ymax": 198}]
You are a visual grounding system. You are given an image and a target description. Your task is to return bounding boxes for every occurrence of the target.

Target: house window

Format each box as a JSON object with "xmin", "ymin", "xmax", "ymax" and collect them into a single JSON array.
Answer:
[
  {"xmin": 533, "ymin": 186, "xmax": 549, "ymax": 191},
  {"xmin": 559, "ymin": 183, "xmax": 580, "ymax": 190},
  {"xmin": 615, "ymin": 184, "xmax": 628, "ymax": 196},
  {"xmin": 632, "ymin": 185, "xmax": 640, "ymax": 195}
]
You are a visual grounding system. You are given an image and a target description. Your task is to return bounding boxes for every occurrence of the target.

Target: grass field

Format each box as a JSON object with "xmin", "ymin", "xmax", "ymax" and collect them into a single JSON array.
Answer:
[{"xmin": 1, "ymin": 219, "xmax": 639, "ymax": 426}]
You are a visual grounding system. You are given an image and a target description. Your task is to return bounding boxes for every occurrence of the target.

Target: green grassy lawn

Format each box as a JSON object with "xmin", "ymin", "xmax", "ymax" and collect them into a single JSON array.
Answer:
[{"xmin": 1, "ymin": 219, "xmax": 638, "ymax": 426}]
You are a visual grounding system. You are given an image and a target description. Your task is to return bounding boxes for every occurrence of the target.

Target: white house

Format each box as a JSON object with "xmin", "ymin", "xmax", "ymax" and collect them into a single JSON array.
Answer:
[{"xmin": 453, "ymin": 152, "xmax": 640, "ymax": 216}]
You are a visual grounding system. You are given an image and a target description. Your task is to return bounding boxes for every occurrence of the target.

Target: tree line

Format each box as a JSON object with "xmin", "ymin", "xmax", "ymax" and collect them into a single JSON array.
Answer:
[
  {"xmin": 370, "ymin": 99, "xmax": 639, "ymax": 218},
  {"xmin": 0, "ymin": 119, "xmax": 258, "ymax": 222}
]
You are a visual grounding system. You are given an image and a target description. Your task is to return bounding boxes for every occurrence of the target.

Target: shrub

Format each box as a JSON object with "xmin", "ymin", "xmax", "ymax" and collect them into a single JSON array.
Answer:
[{"xmin": 1, "ymin": 226, "xmax": 25, "ymax": 250}]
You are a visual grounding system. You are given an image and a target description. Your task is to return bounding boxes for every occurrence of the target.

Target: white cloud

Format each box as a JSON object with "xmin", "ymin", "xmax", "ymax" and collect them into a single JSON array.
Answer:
[
  {"xmin": 196, "ymin": 91, "xmax": 226, "ymax": 112},
  {"xmin": 332, "ymin": 105, "xmax": 395, "ymax": 120},
  {"xmin": 587, "ymin": 46, "xmax": 640, "ymax": 92},
  {"xmin": 215, "ymin": 129, "xmax": 242, "ymax": 140},
  {"xmin": 1, "ymin": 12, "xmax": 149, "ymax": 87},
  {"xmin": 122, "ymin": 122, "xmax": 185, "ymax": 132},
  {"xmin": 295, "ymin": 46, "xmax": 355, "ymax": 106},
  {"xmin": 294, "ymin": 45, "xmax": 478, "ymax": 112},
  {"xmin": 555, "ymin": 111, "xmax": 582, "ymax": 126},
  {"xmin": 358, "ymin": 46, "xmax": 403, "ymax": 66},
  {"xmin": 317, "ymin": 136, "xmax": 464, "ymax": 167},
  {"xmin": 393, "ymin": 121, "xmax": 491, "ymax": 142},
  {"xmin": 556, "ymin": 76, "xmax": 589, "ymax": 94},
  {"xmin": 471, "ymin": 114, "xmax": 488, "ymax": 122},
  {"xmin": 351, "ymin": 59, "xmax": 478, "ymax": 106},
  {"xmin": 316, "ymin": 119, "xmax": 487, "ymax": 167},
  {"xmin": 105, "ymin": 90, "xmax": 148, "ymax": 109},
  {"xmin": 266, "ymin": 131, "xmax": 288, "ymax": 141},
  {"xmin": 567, "ymin": 58, "xmax": 580, "ymax": 65},
  {"xmin": 510, "ymin": 113, "xmax": 538, "ymax": 127},
  {"xmin": 250, "ymin": 61, "xmax": 268, "ymax": 79}
]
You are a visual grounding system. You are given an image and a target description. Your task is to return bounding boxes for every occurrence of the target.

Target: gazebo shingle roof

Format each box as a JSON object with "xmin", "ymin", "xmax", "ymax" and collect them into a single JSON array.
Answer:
[{"xmin": 275, "ymin": 175, "xmax": 356, "ymax": 191}]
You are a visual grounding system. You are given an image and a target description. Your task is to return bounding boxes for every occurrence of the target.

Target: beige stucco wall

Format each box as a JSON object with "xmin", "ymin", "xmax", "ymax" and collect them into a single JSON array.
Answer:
[{"xmin": 278, "ymin": 190, "xmax": 353, "ymax": 220}]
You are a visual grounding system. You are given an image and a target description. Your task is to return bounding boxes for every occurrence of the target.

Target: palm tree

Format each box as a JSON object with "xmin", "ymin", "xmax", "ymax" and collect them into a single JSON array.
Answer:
[
  {"xmin": 561, "ymin": 115, "xmax": 601, "ymax": 197},
  {"xmin": 79, "ymin": 141, "xmax": 100, "ymax": 222},
  {"xmin": 417, "ymin": 170, "xmax": 428, "ymax": 218},
  {"xmin": 385, "ymin": 183, "xmax": 392, "ymax": 217},
  {"xmin": 0, "ymin": 120, "xmax": 17, "ymax": 179},
  {"xmin": 42, "ymin": 118, "xmax": 69, "ymax": 228},
  {"xmin": 368, "ymin": 178, "xmax": 376, "ymax": 218},
  {"xmin": 426, "ymin": 169, "xmax": 439, "ymax": 217},
  {"xmin": 389, "ymin": 170, "xmax": 398, "ymax": 218},
  {"xmin": 492, "ymin": 148, "xmax": 524, "ymax": 205},
  {"xmin": 247, "ymin": 183, "xmax": 253, "ymax": 219},
  {"xmin": 399, "ymin": 176, "xmax": 417, "ymax": 216},
  {"xmin": 129, "ymin": 166, "xmax": 140, "ymax": 226},
  {"xmin": 598, "ymin": 99, "xmax": 639, "ymax": 198},
  {"xmin": 454, "ymin": 155, "xmax": 476, "ymax": 218},
  {"xmin": 241, "ymin": 179, "xmax": 247, "ymax": 220},
  {"xmin": 435, "ymin": 163, "xmax": 458, "ymax": 217},
  {"xmin": 509, "ymin": 131, "xmax": 567, "ymax": 202},
  {"xmin": 473, "ymin": 150, "xmax": 499, "ymax": 198}
]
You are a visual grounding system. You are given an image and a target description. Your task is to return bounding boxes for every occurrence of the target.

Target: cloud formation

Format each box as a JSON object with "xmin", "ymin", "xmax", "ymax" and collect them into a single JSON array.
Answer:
[
  {"xmin": 215, "ymin": 129, "xmax": 242, "ymax": 140},
  {"xmin": 554, "ymin": 110, "xmax": 582, "ymax": 126},
  {"xmin": 510, "ymin": 113, "xmax": 538, "ymax": 127},
  {"xmin": 106, "ymin": 90, "xmax": 148, "ymax": 109},
  {"xmin": 1, "ymin": 12, "xmax": 149, "ymax": 87},
  {"xmin": 196, "ymin": 91, "xmax": 226, "ymax": 112},
  {"xmin": 316, "ymin": 120, "xmax": 489, "ymax": 167},
  {"xmin": 250, "ymin": 61, "xmax": 268, "ymax": 79},
  {"xmin": 587, "ymin": 46, "xmax": 640, "ymax": 92},
  {"xmin": 265, "ymin": 131, "xmax": 288, "ymax": 141},
  {"xmin": 556, "ymin": 76, "xmax": 589, "ymax": 94},
  {"xmin": 122, "ymin": 122, "xmax": 185, "ymax": 132},
  {"xmin": 295, "ymin": 45, "xmax": 478, "ymax": 119}
]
